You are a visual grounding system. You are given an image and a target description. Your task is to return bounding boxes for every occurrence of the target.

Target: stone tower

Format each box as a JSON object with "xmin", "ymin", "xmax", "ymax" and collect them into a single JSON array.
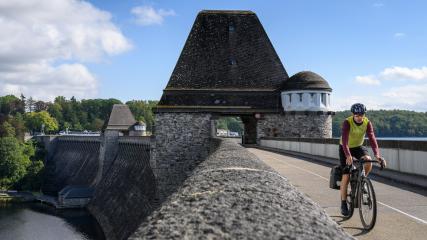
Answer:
[
  {"xmin": 152, "ymin": 10, "xmax": 333, "ymax": 200},
  {"xmin": 257, "ymin": 71, "xmax": 333, "ymax": 139}
]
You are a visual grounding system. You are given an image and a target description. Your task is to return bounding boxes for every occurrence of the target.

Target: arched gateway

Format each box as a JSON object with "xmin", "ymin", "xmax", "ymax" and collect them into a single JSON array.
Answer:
[{"xmin": 152, "ymin": 10, "xmax": 333, "ymax": 199}]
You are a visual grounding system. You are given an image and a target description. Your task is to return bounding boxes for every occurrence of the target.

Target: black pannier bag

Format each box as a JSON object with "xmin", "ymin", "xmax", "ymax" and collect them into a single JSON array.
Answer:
[{"xmin": 329, "ymin": 165, "xmax": 342, "ymax": 190}]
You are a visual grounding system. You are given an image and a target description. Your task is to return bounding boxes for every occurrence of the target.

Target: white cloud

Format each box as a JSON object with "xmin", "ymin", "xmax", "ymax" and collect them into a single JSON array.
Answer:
[
  {"xmin": 343, "ymin": 66, "xmax": 427, "ymax": 111},
  {"xmin": 332, "ymin": 91, "xmax": 427, "ymax": 112},
  {"xmin": 354, "ymin": 66, "xmax": 427, "ymax": 86},
  {"xmin": 354, "ymin": 75, "xmax": 381, "ymax": 85},
  {"xmin": 0, "ymin": 0, "xmax": 132, "ymax": 101},
  {"xmin": 131, "ymin": 5, "xmax": 176, "ymax": 26},
  {"xmin": 331, "ymin": 95, "xmax": 386, "ymax": 112},
  {"xmin": 373, "ymin": 3, "xmax": 384, "ymax": 8},
  {"xmin": 380, "ymin": 66, "xmax": 427, "ymax": 81},
  {"xmin": 1, "ymin": 63, "xmax": 97, "ymax": 100},
  {"xmin": 394, "ymin": 32, "xmax": 406, "ymax": 38},
  {"xmin": 382, "ymin": 84, "xmax": 427, "ymax": 106}
]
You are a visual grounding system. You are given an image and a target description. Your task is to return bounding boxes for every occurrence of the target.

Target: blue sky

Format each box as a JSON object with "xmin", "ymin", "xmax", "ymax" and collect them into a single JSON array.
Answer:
[{"xmin": 0, "ymin": 0, "xmax": 426, "ymax": 111}]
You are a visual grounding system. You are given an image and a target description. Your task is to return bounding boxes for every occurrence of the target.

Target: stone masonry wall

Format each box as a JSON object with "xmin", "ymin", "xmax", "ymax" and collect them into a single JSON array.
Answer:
[
  {"xmin": 257, "ymin": 113, "xmax": 332, "ymax": 140},
  {"xmin": 130, "ymin": 138, "xmax": 352, "ymax": 239},
  {"xmin": 152, "ymin": 113, "xmax": 212, "ymax": 201}
]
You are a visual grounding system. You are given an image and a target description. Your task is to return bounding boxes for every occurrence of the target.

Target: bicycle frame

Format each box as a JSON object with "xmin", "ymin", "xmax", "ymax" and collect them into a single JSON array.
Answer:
[
  {"xmin": 346, "ymin": 157, "xmax": 383, "ymax": 213},
  {"xmin": 348, "ymin": 159, "xmax": 379, "ymax": 207}
]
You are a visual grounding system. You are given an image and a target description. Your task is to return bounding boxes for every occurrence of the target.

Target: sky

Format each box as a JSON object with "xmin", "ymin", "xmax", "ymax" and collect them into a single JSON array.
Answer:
[{"xmin": 0, "ymin": 0, "xmax": 426, "ymax": 111}]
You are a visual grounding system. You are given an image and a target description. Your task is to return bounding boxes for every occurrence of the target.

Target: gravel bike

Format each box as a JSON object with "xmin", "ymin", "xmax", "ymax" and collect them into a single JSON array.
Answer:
[{"xmin": 344, "ymin": 157, "xmax": 385, "ymax": 230}]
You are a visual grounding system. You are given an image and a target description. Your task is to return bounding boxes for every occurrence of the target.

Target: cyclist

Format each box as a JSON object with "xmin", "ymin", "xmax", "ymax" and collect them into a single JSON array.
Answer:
[{"xmin": 339, "ymin": 103, "xmax": 386, "ymax": 216}]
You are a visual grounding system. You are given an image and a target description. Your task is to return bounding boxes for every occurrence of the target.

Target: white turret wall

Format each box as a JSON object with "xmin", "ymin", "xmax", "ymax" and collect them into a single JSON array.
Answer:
[{"xmin": 281, "ymin": 90, "xmax": 331, "ymax": 112}]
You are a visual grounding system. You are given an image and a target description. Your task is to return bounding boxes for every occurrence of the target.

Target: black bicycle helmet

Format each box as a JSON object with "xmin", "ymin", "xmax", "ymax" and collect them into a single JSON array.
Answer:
[{"xmin": 350, "ymin": 103, "xmax": 367, "ymax": 115}]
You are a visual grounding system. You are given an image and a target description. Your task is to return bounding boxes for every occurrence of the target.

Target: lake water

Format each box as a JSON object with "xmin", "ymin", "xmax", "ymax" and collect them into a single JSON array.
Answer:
[
  {"xmin": 0, "ymin": 203, "xmax": 104, "ymax": 240},
  {"xmin": 376, "ymin": 137, "xmax": 427, "ymax": 141}
]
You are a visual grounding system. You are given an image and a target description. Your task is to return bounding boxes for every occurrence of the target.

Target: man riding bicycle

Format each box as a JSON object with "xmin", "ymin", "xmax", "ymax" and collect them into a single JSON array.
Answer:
[{"xmin": 339, "ymin": 103, "xmax": 387, "ymax": 216}]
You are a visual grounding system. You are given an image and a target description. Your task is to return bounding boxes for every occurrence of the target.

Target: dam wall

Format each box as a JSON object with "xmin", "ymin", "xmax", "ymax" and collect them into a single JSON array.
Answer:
[
  {"xmin": 88, "ymin": 136, "xmax": 157, "ymax": 240},
  {"xmin": 41, "ymin": 136, "xmax": 101, "ymax": 194}
]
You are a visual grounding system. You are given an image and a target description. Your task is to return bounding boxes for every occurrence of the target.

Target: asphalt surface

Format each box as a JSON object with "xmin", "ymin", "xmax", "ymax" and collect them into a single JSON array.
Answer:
[{"xmin": 247, "ymin": 147, "xmax": 427, "ymax": 240}]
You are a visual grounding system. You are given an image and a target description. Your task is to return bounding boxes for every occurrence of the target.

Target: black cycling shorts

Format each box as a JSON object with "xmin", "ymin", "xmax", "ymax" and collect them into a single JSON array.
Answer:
[{"xmin": 339, "ymin": 145, "xmax": 369, "ymax": 174}]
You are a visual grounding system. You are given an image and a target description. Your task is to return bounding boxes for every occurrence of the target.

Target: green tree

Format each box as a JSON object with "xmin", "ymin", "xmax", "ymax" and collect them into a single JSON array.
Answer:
[
  {"xmin": 228, "ymin": 119, "xmax": 243, "ymax": 133},
  {"xmin": 90, "ymin": 118, "xmax": 105, "ymax": 131},
  {"xmin": 25, "ymin": 111, "xmax": 59, "ymax": 134},
  {"xmin": 10, "ymin": 113, "xmax": 26, "ymax": 142},
  {"xmin": 126, "ymin": 100, "xmax": 158, "ymax": 132},
  {"xmin": 0, "ymin": 121, "xmax": 15, "ymax": 138},
  {"xmin": 0, "ymin": 137, "xmax": 30, "ymax": 189},
  {"xmin": 0, "ymin": 95, "xmax": 24, "ymax": 115},
  {"xmin": 47, "ymin": 103, "xmax": 63, "ymax": 126},
  {"xmin": 16, "ymin": 160, "xmax": 44, "ymax": 191}
]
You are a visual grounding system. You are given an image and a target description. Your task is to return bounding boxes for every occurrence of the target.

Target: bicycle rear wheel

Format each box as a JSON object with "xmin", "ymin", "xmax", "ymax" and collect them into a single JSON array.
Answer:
[
  {"xmin": 345, "ymin": 194, "xmax": 355, "ymax": 219},
  {"xmin": 359, "ymin": 178, "xmax": 377, "ymax": 230},
  {"xmin": 345, "ymin": 182, "xmax": 356, "ymax": 219}
]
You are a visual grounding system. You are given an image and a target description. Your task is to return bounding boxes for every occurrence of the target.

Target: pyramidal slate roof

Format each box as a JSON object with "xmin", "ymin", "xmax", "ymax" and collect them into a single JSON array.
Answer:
[
  {"xmin": 106, "ymin": 104, "xmax": 136, "ymax": 130},
  {"xmin": 157, "ymin": 10, "xmax": 289, "ymax": 113}
]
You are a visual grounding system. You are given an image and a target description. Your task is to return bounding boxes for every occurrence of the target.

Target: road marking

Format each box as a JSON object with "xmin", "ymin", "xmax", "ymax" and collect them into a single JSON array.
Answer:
[
  {"xmin": 255, "ymin": 149, "xmax": 427, "ymax": 225},
  {"xmin": 377, "ymin": 201, "xmax": 427, "ymax": 225}
]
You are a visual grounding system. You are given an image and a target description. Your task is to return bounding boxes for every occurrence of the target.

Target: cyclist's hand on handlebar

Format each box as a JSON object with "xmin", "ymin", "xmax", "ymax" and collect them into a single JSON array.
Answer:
[
  {"xmin": 346, "ymin": 156, "xmax": 353, "ymax": 165},
  {"xmin": 376, "ymin": 155, "xmax": 387, "ymax": 169}
]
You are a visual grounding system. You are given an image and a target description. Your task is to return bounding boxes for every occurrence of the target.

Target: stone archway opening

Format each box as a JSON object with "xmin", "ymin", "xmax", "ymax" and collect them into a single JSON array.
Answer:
[{"xmin": 212, "ymin": 115, "xmax": 258, "ymax": 145}]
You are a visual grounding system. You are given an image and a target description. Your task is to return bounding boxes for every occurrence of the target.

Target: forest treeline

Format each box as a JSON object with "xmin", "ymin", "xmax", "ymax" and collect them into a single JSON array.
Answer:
[
  {"xmin": 216, "ymin": 110, "xmax": 427, "ymax": 138},
  {"xmin": 2, "ymin": 94, "xmax": 426, "ymax": 138},
  {"xmin": 332, "ymin": 110, "xmax": 427, "ymax": 137},
  {"xmin": 0, "ymin": 95, "xmax": 158, "ymax": 137}
]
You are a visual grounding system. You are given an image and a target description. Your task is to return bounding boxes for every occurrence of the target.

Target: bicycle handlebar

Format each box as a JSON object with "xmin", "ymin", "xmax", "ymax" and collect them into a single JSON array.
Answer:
[{"xmin": 351, "ymin": 157, "xmax": 386, "ymax": 170}]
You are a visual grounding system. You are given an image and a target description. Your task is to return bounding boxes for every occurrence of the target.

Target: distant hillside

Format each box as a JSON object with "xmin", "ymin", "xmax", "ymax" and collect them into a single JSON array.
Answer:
[{"xmin": 332, "ymin": 110, "xmax": 427, "ymax": 137}]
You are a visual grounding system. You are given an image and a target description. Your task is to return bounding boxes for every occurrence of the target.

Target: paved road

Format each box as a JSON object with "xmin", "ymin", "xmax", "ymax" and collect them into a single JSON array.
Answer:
[{"xmin": 247, "ymin": 147, "xmax": 427, "ymax": 240}]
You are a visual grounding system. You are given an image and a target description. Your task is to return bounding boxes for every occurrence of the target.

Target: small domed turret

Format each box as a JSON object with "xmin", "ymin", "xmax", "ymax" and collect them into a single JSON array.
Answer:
[{"xmin": 281, "ymin": 71, "xmax": 332, "ymax": 111}]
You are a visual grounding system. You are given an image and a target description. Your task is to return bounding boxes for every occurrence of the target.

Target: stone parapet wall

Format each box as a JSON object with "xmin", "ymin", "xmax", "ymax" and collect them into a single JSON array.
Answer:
[
  {"xmin": 130, "ymin": 138, "xmax": 352, "ymax": 239},
  {"xmin": 118, "ymin": 136, "xmax": 152, "ymax": 144},
  {"xmin": 152, "ymin": 112, "xmax": 212, "ymax": 201},
  {"xmin": 257, "ymin": 113, "xmax": 332, "ymax": 140},
  {"xmin": 260, "ymin": 138, "xmax": 427, "ymax": 177}
]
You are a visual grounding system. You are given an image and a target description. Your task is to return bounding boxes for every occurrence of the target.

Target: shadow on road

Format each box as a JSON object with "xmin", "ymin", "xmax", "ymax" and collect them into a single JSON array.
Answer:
[
  {"xmin": 331, "ymin": 215, "xmax": 371, "ymax": 237},
  {"xmin": 343, "ymin": 226, "xmax": 371, "ymax": 236}
]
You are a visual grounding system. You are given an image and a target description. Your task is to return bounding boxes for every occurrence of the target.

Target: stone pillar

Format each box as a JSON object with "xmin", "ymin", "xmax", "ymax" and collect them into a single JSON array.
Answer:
[
  {"xmin": 94, "ymin": 130, "xmax": 119, "ymax": 186},
  {"xmin": 241, "ymin": 115, "xmax": 257, "ymax": 144},
  {"xmin": 257, "ymin": 113, "xmax": 332, "ymax": 139},
  {"xmin": 152, "ymin": 112, "xmax": 212, "ymax": 201}
]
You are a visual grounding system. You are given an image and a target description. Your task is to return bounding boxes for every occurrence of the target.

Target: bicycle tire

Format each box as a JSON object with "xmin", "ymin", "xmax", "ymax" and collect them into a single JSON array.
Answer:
[
  {"xmin": 345, "ymin": 195, "xmax": 355, "ymax": 219},
  {"xmin": 345, "ymin": 182, "xmax": 356, "ymax": 219},
  {"xmin": 359, "ymin": 178, "xmax": 377, "ymax": 230}
]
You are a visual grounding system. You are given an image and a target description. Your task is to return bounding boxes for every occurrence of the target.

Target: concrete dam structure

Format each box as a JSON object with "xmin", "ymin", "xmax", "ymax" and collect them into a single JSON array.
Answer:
[
  {"xmin": 42, "ymin": 136, "xmax": 101, "ymax": 194},
  {"xmin": 88, "ymin": 137, "xmax": 157, "ymax": 240},
  {"xmin": 39, "ymin": 134, "xmax": 158, "ymax": 239}
]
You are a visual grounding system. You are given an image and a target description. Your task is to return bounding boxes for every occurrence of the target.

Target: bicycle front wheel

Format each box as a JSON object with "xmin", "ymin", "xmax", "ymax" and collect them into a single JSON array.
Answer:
[{"xmin": 359, "ymin": 178, "xmax": 377, "ymax": 230}]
